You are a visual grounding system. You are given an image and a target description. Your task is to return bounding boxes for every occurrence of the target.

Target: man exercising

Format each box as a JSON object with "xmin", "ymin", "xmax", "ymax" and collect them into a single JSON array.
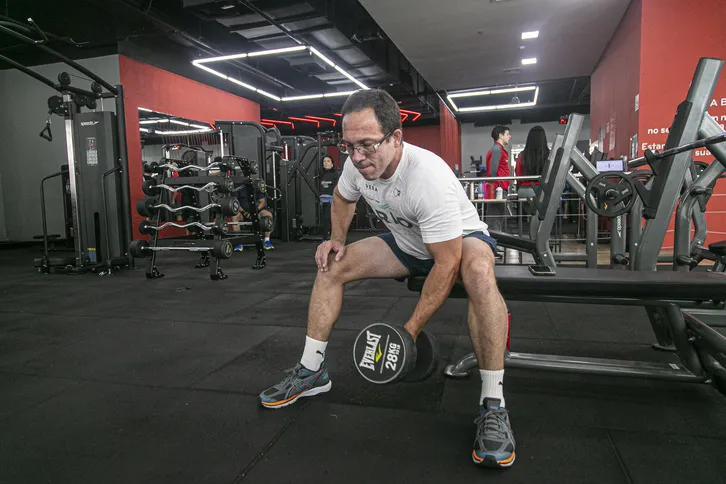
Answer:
[
  {"xmin": 232, "ymin": 190, "xmax": 274, "ymax": 251},
  {"xmin": 258, "ymin": 89, "xmax": 515, "ymax": 468}
]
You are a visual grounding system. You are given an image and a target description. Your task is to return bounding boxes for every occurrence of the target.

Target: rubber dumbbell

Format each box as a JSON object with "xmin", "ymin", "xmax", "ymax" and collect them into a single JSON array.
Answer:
[
  {"xmin": 136, "ymin": 197, "xmax": 157, "ymax": 217},
  {"xmin": 220, "ymin": 197, "xmax": 241, "ymax": 216},
  {"xmin": 353, "ymin": 323, "xmax": 439, "ymax": 384},
  {"xmin": 142, "ymin": 179, "xmax": 159, "ymax": 197},
  {"xmin": 218, "ymin": 177, "xmax": 235, "ymax": 194},
  {"xmin": 138, "ymin": 220, "xmax": 154, "ymax": 235},
  {"xmin": 211, "ymin": 240, "xmax": 233, "ymax": 259},
  {"xmin": 128, "ymin": 239, "xmax": 149, "ymax": 258}
]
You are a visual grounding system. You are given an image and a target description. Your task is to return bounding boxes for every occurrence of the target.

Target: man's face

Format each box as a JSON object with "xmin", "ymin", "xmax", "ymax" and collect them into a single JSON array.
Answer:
[
  {"xmin": 341, "ymin": 108, "xmax": 400, "ymax": 180},
  {"xmin": 500, "ymin": 130, "xmax": 511, "ymax": 146}
]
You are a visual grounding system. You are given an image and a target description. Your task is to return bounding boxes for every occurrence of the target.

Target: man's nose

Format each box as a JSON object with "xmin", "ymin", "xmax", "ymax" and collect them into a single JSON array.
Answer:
[{"xmin": 350, "ymin": 150, "xmax": 366, "ymax": 163}]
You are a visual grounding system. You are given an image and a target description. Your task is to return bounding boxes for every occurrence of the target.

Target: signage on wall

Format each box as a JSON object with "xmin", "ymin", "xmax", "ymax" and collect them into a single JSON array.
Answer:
[
  {"xmin": 630, "ymin": 134, "xmax": 638, "ymax": 158},
  {"xmin": 635, "ymin": 94, "xmax": 639, "ymax": 112},
  {"xmin": 641, "ymin": 96, "xmax": 726, "ymax": 158}
]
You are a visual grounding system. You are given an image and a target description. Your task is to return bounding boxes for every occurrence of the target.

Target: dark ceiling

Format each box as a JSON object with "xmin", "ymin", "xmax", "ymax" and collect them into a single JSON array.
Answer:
[{"xmin": 0, "ymin": 0, "xmax": 589, "ymax": 131}]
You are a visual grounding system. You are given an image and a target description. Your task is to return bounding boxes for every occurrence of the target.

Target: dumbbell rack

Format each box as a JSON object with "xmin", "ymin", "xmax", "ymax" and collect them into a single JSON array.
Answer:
[{"xmin": 129, "ymin": 157, "xmax": 268, "ymax": 280}]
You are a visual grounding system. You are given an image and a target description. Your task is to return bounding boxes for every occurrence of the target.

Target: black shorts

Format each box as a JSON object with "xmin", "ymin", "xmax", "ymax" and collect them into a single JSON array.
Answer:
[{"xmin": 377, "ymin": 232, "xmax": 497, "ymax": 277}]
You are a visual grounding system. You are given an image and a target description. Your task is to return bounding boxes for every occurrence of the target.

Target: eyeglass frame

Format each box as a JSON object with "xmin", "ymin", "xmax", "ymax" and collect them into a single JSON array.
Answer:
[{"xmin": 337, "ymin": 132, "xmax": 394, "ymax": 156}]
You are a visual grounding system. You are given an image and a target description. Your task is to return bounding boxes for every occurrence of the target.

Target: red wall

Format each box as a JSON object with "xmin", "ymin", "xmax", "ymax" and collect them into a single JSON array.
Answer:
[
  {"xmin": 590, "ymin": 0, "xmax": 641, "ymax": 158},
  {"xmin": 404, "ymin": 125, "xmax": 442, "ymax": 158},
  {"xmin": 439, "ymin": 101, "xmax": 461, "ymax": 170},
  {"xmin": 637, "ymin": 0, "xmax": 726, "ymax": 246},
  {"xmin": 119, "ymin": 55, "xmax": 260, "ymax": 239}
]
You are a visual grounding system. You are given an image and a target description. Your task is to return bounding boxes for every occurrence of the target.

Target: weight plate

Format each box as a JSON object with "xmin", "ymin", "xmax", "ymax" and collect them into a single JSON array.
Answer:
[
  {"xmin": 138, "ymin": 220, "xmax": 153, "ymax": 235},
  {"xmin": 212, "ymin": 240, "xmax": 233, "ymax": 259},
  {"xmin": 128, "ymin": 239, "xmax": 149, "ymax": 258},
  {"xmin": 136, "ymin": 197, "xmax": 157, "ymax": 217},
  {"xmin": 584, "ymin": 172, "xmax": 637, "ymax": 218},
  {"xmin": 219, "ymin": 177, "xmax": 235, "ymax": 194},
  {"xmin": 402, "ymin": 330, "xmax": 439, "ymax": 382},
  {"xmin": 353, "ymin": 323, "xmax": 416, "ymax": 384},
  {"xmin": 214, "ymin": 219, "xmax": 229, "ymax": 235},
  {"xmin": 90, "ymin": 81, "xmax": 102, "ymax": 94},
  {"xmin": 57, "ymin": 72, "xmax": 71, "ymax": 86},
  {"xmin": 142, "ymin": 179, "xmax": 158, "ymax": 196},
  {"xmin": 219, "ymin": 197, "xmax": 238, "ymax": 216},
  {"xmin": 260, "ymin": 215, "xmax": 273, "ymax": 233}
]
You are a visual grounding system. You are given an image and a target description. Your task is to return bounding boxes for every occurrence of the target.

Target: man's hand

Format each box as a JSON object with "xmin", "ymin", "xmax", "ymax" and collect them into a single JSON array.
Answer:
[{"xmin": 315, "ymin": 240, "xmax": 346, "ymax": 272}]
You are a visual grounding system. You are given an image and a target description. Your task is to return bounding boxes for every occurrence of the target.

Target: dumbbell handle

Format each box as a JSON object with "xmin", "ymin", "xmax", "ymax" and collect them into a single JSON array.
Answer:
[
  {"xmin": 142, "ymin": 246, "xmax": 214, "ymax": 253},
  {"xmin": 155, "ymin": 182, "xmax": 219, "ymax": 194},
  {"xmin": 151, "ymin": 221, "xmax": 214, "ymax": 232},
  {"xmin": 158, "ymin": 161, "xmax": 224, "ymax": 173},
  {"xmin": 152, "ymin": 203, "xmax": 221, "ymax": 213}
]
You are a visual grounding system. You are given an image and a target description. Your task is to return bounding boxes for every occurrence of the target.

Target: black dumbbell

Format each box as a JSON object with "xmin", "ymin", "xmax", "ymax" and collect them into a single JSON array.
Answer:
[
  {"xmin": 213, "ymin": 219, "xmax": 229, "ymax": 235},
  {"xmin": 136, "ymin": 197, "xmax": 157, "ymax": 217},
  {"xmin": 218, "ymin": 177, "xmax": 235, "ymax": 194},
  {"xmin": 128, "ymin": 239, "xmax": 149, "ymax": 258},
  {"xmin": 259, "ymin": 214, "xmax": 273, "ymax": 232},
  {"xmin": 211, "ymin": 240, "xmax": 233, "ymax": 259},
  {"xmin": 220, "ymin": 197, "xmax": 241, "ymax": 216},
  {"xmin": 138, "ymin": 220, "xmax": 154, "ymax": 235},
  {"xmin": 353, "ymin": 323, "xmax": 439, "ymax": 384},
  {"xmin": 142, "ymin": 179, "xmax": 159, "ymax": 197}
]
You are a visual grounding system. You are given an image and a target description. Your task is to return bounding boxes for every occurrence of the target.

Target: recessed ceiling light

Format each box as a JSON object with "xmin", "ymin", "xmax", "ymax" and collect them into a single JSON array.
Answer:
[
  {"xmin": 221, "ymin": 4, "xmax": 235, "ymax": 10},
  {"xmin": 522, "ymin": 31, "xmax": 539, "ymax": 40},
  {"xmin": 522, "ymin": 58, "xmax": 537, "ymax": 65}
]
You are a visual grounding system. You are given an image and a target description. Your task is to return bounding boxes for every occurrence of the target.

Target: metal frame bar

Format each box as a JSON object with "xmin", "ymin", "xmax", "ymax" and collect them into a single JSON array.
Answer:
[{"xmin": 635, "ymin": 58, "xmax": 723, "ymax": 270}]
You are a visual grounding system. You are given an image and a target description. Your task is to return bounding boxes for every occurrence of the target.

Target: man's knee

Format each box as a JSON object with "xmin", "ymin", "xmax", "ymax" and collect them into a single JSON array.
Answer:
[
  {"xmin": 316, "ymin": 252, "xmax": 362, "ymax": 286},
  {"xmin": 461, "ymin": 257, "xmax": 496, "ymax": 291}
]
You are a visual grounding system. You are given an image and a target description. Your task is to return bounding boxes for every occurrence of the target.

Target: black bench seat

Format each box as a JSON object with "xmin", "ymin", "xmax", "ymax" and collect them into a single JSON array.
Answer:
[{"xmin": 406, "ymin": 266, "xmax": 726, "ymax": 302}]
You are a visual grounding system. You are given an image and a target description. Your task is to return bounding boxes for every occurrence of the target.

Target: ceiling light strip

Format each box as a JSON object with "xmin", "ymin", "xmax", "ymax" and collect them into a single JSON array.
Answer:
[
  {"xmin": 289, "ymin": 116, "xmax": 320, "ymax": 127},
  {"xmin": 305, "ymin": 116, "xmax": 336, "ymax": 127}
]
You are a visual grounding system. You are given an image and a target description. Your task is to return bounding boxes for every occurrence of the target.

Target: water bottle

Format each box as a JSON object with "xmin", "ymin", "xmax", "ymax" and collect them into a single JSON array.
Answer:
[{"xmin": 495, "ymin": 186, "xmax": 504, "ymax": 200}]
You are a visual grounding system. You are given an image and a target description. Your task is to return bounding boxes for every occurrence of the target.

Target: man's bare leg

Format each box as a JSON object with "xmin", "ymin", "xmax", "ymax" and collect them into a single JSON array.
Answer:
[
  {"xmin": 460, "ymin": 238, "xmax": 508, "ymax": 371},
  {"xmin": 461, "ymin": 237, "xmax": 515, "ymax": 469}
]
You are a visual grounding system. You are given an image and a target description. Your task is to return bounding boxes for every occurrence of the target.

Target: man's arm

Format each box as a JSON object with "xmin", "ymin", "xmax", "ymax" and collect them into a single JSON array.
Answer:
[
  {"xmin": 489, "ymin": 144, "xmax": 501, "ymax": 178},
  {"xmin": 257, "ymin": 197, "xmax": 266, "ymax": 211},
  {"xmin": 404, "ymin": 237, "xmax": 462, "ymax": 338},
  {"xmin": 330, "ymin": 187, "xmax": 358, "ymax": 244}
]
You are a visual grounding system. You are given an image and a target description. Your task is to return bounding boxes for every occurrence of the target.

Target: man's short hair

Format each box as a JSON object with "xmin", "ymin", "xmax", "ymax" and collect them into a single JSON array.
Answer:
[
  {"xmin": 342, "ymin": 89, "xmax": 402, "ymax": 135},
  {"xmin": 491, "ymin": 125, "xmax": 510, "ymax": 142}
]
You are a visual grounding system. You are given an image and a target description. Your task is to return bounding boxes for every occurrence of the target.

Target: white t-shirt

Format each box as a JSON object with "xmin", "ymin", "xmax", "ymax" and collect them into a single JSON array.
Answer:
[{"xmin": 337, "ymin": 142, "xmax": 488, "ymax": 260}]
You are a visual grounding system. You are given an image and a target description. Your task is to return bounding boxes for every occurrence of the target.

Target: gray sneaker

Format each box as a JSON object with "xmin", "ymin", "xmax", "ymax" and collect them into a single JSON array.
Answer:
[
  {"xmin": 259, "ymin": 362, "xmax": 332, "ymax": 409},
  {"xmin": 472, "ymin": 398, "xmax": 516, "ymax": 468}
]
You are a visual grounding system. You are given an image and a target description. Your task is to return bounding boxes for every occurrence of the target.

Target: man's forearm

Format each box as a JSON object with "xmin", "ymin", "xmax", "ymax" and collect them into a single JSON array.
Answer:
[
  {"xmin": 404, "ymin": 261, "xmax": 459, "ymax": 337},
  {"xmin": 330, "ymin": 191, "xmax": 356, "ymax": 243}
]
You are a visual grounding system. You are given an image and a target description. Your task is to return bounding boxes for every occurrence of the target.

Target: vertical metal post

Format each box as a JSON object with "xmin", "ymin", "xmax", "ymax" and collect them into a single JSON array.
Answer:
[
  {"xmin": 586, "ymin": 206, "xmax": 598, "ymax": 268},
  {"xmin": 63, "ymin": 95, "xmax": 83, "ymax": 267},
  {"xmin": 114, "ymin": 85, "xmax": 134, "ymax": 268}
]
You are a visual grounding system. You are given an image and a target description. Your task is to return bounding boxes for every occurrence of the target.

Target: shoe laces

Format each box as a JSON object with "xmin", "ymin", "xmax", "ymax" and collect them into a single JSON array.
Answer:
[{"xmin": 475, "ymin": 408, "xmax": 508, "ymax": 441}]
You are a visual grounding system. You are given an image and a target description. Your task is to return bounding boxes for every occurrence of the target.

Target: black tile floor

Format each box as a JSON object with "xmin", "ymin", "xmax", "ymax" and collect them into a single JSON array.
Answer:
[{"xmin": 1, "ymin": 240, "xmax": 725, "ymax": 484}]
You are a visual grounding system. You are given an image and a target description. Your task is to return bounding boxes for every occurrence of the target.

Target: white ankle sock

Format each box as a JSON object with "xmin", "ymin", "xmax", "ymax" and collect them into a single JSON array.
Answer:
[
  {"xmin": 300, "ymin": 336, "xmax": 328, "ymax": 371},
  {"xmin": 265, "ymin": 236, "xmax": 270, "ymax": 242},
  {"xmin": 479, "ymin": 369, "xmax": 505, "ymax": 407}
]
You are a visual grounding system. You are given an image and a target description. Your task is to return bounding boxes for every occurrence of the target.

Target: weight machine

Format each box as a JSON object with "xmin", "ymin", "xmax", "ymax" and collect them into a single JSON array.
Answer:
[
  {"xmin": 0, "ymin": 16, "xmax": 133, "ymax": 275},
  {"xmin": 278, "ymin": 132, "xmax": 340, "ymax": 242}
]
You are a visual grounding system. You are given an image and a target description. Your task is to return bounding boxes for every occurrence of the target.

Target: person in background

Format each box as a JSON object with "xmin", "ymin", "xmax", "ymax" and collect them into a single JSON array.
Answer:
[
  {"xmin": 319, "ymin": 155, "xmax": 340, "ymax": 241},
  {"xmin": 483, "ymin": 125, "xmax": 511, "ymax": 233},
  {"xmin": 234, "ymin": 190, "xmax": 275, "ymax": 251},
  {"xmin": 515, "ymin": 126, "xmax": 549, "ymax": 202}
]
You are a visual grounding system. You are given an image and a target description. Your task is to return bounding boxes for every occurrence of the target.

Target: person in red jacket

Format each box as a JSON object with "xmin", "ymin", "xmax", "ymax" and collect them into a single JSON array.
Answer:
[{"xmin": 483, "ymin": 125, "xmax": 511, "ymax": 232}]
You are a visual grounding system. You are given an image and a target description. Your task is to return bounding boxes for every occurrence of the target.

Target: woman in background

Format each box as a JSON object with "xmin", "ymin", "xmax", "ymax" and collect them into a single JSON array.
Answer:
[
  {"xmin": 319, "ymin": 155, "xmax": 339, "ymax": 241},
  {"xmin": 515, "ymin": 126, "xmax": 549, "ymax": 201}
]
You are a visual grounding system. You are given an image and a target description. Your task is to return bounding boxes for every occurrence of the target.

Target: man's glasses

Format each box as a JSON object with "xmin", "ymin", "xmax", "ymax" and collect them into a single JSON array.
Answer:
[{"xmin": 337, "ymin": 132, "xmax": 393, "ymax": 156}]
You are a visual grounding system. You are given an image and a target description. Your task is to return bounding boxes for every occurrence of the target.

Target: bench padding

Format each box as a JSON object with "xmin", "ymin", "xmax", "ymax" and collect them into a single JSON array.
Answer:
[{"xmin": 406, "ymin": 266, "xmax": 726, "ymax": 301}]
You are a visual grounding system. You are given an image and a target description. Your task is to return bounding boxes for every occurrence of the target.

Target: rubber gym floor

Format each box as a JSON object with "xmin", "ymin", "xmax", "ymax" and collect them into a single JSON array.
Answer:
[{"xmin": 1, "ymin": 239, "xmax": 725, "ymax": 484}]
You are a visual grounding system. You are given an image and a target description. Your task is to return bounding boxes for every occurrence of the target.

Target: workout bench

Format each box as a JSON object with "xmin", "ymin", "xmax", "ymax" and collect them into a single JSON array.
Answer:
[{"xmin": 406, "ymin": 266, "xmax": 726, "ymax": 395}]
